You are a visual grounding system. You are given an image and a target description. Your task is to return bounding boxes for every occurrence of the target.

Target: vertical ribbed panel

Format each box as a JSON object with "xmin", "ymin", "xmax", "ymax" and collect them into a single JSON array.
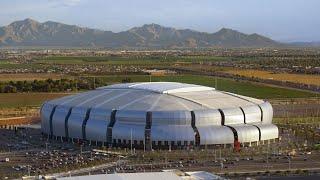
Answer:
[
  {"xmin": 145, "ymin": 111, "xmax": 152, "ymax": 150},
  {"xmin": 49, "ymin": 105, "xmax": 57, "ymax": 137},
  {"xmin": 65, "ymin": 108, "xmax": 72, "ymax": 139},
  {"xmin": 219, "ymin": 109, "xmax": 237, "ymax": 141},
  {"xmin": 259, "ymin": 102, "xmax": 273, "ymax": 124},
  {"xmin": 82, "ymin": 108, "xmax": 91, "ymax": 140},
  {"xmin": 257, "ymin": 105, "xmax": 263, "ymax": 122},
  {"xmin": 107, "ymin": 110, "xmax": 117, "ymax": 144},
  {"xmin": 218, "ymin": 109, "xmax": 225, "ymax": 125},
  {"xmin": 251, "ymin": 124, "xmax": 261, "ymax": 141},
  {"xmin": 191, "ymin": 111, "xmax": 200, "ymax": 146},
  {"xmin": 239, "ymin": 107, "xmax": 246, "ymax": 124},
  {"xmin": 225, "ymin": 125, "xmax": 238, "ymax": 141}
]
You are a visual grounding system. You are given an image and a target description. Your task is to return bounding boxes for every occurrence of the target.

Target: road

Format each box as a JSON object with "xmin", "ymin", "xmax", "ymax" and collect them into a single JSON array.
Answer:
[{"xmin": 46, "ymin": 159, "xmax": 127, "ymax": 178}]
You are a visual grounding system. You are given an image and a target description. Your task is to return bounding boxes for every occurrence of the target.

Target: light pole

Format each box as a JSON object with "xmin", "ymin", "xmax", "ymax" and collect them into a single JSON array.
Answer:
[
  {"xmin": 27, "ymin": 165, "xmax": 30, "ymax": 177},
  {"xmin": 45, "ymin": 142, "xmax": 49, "ymax": 152},
  {"xmin": 266, "ymin": 142, "xmax": 269, "ymax": 170},
  {"xmin": 80, "ymin": 144, "xmax": 83, "ymax": 157},
  {"xmin": 130, "ymin": 128, "xmax": 133, "ymax": 155},
  {"xmin": 287, "ymin": 156, "xmax": 291, "ymax": 170}
]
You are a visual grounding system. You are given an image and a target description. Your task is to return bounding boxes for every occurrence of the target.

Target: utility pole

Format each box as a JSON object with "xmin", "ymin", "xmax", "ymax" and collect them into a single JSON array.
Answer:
[
  {"xmin": 143, "ymin": 137, "xmax": 146, "ymax": 152},
  {"xmin": 165, "ymin": 153, "xmax": 168, "ymax": 168},
  {"xmin": 266, "ymin": 142, "xmax": 269, "ymax": 170},
  {"xmin": 130, "ymin": 128, "xmax": 133, "ymax": 155},
  {"xmin": 288, "ymin": 156, "xmax": 291, "ymax": 170},
  {"xmin": 28, "ymin": 165, "xmax": 30, "ymax": 177},
  {"xmin": 93, "ymin": 76, "xmax": 96, "ymax": 89},
  {"xmin": 45, "ymin": 142, "xmax": 49, "ymax": 152},
  {"xmin": 80, "ymin": 144, "xmax": 83, "ymax": 156}
]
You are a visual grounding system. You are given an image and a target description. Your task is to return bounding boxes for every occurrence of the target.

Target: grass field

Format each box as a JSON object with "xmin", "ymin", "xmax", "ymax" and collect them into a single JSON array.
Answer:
[
  {"xmin": 0, "ymin": 93, "xmax": 71, "ymax": 108},
  {"xmin": 225, "ymin": 69, "xmax": 320, "ymax": 86},
  {"xmin": 0, "ymin": 73, "xmax": 70, "ymax": 81},
  {"xmin": 90, "ymin": 74, "xmax": 318, "ymax": 99}
]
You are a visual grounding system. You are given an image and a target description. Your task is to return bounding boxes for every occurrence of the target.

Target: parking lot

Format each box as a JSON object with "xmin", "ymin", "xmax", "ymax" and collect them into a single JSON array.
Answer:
[
  {"xmin": 0, "ymin": 126, "xmax": 122, "ymax": 179},
  {"xmin": 0, "ymin": 121, "xmax": 319, "ymax": 179}
]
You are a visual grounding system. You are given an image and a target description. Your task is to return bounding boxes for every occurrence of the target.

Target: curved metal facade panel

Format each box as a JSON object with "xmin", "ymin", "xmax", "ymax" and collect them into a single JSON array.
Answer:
[
  {"xmin": 113, "ymin": 125, "xmax": 145, "ymax": 141},
  {"xmin": 194, "ymin": 109, "xmax": 221, "ymax": 126},
  {"xmin": 52, "ymin": 105, "xmax": 70, "ymax": 137},
  {"xmin": 151, "ymin": 111, "xmax": 194, "ymax": 143},
  {"xmin": 67, "ymin": 107, "xmax": 89, "ymax": 139},
  {"xmin": 40, "ymin": 103, "xmax": 55, "ymax": 134},
  {"xmin": 152, "ymin": 111, "xmax": 191, "ymax": 125},
  {"xmin": 197, "ymin": 126, "xmax": 234, "ymax": 145},
  {"xmin": 85, "ymin": 108, "xmax": 112, "ymax": 142},
  {"xmin": 116, "ymin": 110, "xmax": 146, "ymax": 125},
  {"xmin": 241, "ymin": 105, "xmax": 262, "ymax": 123},
  {"xmin": 112, "ymin": 110, "xmax": 146, "ymax": 141},
  {"xmin": 230, "ymin": 124, "xmax": 260, "ymax": 142},
  {"xmin": 260, "ymin": 102, "xmax": 273, "ymax": 124},
  {"xmin": 151, "ymin": 125, "xmax": 195, "ymax": 143},
  {"xmin": 253, "ymin": 123, "xmax": 279, "ymax": 140},
  {"xmin": 222, "ymin": 108, "xmax": 245, "ymax": 125}
]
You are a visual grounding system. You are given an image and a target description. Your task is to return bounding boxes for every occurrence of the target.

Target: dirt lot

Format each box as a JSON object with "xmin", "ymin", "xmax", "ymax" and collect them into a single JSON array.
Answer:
[
  {"xmin": 0, "ymin": 93, "xmax": 71, "ymax": 108},
  {"xmin": 225, "ymin": 69, "xmax": 320, "ymax": 86},
  {"xmin": 270, "ymin": 98, "xmax": 320, "ymax": 118}
]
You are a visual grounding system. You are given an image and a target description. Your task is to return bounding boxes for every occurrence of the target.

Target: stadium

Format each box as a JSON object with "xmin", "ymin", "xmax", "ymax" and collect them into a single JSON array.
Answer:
[{"xmin": 40, "ymin": 82, "xmax": 278, "ymax": 149}]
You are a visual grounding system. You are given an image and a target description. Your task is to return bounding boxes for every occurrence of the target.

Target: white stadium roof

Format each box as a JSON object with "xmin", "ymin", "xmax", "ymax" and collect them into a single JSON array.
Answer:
[
  {"xmin": 99, "ymin": 82, "xmax": 215, "ymax": 94},
  {"xmin": 49, "ymin": 82, "xmax": 263, "ymax": 111}
]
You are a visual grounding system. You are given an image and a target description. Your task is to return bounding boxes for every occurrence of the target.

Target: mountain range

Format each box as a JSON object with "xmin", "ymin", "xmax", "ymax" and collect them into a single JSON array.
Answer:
[{"xmin": 0, "ymin": 18, "xmax": 282, "ymax": 48}]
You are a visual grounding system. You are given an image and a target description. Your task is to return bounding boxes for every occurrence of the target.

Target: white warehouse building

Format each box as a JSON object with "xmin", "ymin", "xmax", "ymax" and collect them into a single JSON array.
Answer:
[{"xmin": 40, "ymin": 82, "xmax": 278, "ymax": 149}]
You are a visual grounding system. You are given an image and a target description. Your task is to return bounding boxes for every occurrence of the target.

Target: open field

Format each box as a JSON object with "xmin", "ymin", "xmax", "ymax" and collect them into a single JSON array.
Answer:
[
  {"xmin": 0, "ymin": 73, "xmax": 70, "ymax": 81},
  {"xmin": 0, "ymin": 93, "xmax": 71, "ymax": 108},
  {"xmin": 225, "ymin": 69, "xmax": 320, "ymax": 86}
]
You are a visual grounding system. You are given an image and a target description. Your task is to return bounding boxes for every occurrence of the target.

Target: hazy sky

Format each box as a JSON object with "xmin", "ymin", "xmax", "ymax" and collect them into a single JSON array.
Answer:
[{"xmin": 1, "ymin": 0, "xmax": 319, "ymax": 42}]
